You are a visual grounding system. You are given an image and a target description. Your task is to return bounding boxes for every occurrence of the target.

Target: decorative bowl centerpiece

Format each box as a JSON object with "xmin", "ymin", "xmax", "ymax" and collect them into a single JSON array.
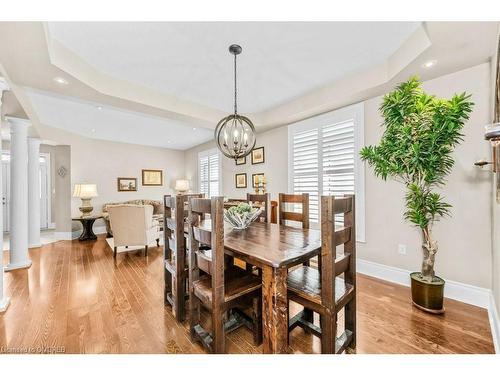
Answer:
[{"xmin": 224, "ymin": 203, "xmax": 261, "ymax": 230}]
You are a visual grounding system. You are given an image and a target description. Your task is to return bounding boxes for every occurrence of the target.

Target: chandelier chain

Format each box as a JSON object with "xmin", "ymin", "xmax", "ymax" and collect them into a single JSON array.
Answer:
[{"xmin": 234, "ymin": 53, "xmax": 237, "ymax": 114}]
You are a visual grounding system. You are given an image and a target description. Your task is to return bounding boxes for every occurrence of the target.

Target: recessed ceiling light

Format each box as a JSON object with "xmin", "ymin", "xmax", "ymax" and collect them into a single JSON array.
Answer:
[
  {"xmin": 96, "ymin": 106, "xmax": 103, "ymax": 110},
  {"xmin": 53, "ymin": 76, "xmax": 69, "ymax": 85},
  {"xmin": 422, "ymin": 60, "xmax": 437, "ymax": 69},
  {"xmin": 193, "ymin": 127, "xmax": 197, "ymax": 130},
  {"xmin": 91, "ymin": 128, "xmax": 96, "ymax": 133}
]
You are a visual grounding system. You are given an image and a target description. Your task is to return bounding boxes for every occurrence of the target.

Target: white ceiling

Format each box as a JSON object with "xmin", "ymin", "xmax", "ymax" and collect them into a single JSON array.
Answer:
[
  {"xmin": 47, "ymin": 22, "xmax": 421, "ymax": 113},
  {"xmin": 24, "ymin": 88, "xmax": 213, "ymax": 149},
  {"xmin": 1, "ymin": 22, "xmax": 498, "ymax": 150}
]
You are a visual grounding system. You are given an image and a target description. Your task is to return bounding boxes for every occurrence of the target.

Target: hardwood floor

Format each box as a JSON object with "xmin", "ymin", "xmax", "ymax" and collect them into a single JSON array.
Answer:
[{"xmin": 0, "ymin": 236, "xmax": 495, "ymax": 354}]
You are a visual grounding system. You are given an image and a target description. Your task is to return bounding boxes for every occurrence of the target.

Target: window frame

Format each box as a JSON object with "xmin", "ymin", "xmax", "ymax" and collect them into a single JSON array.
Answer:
[
  {"xmin": 287, "ymin": 102, "xmax": 365, "ymax": 242},
  {"xmin": 198, "ymin": 147, "xmax": 222, "ymax": 198}
]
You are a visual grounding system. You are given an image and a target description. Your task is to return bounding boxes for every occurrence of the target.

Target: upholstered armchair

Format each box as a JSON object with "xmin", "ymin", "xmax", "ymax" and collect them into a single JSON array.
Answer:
[
  {"xmin": 102, "ymin": 199, "xmax": 164, "ymax": 237},
  {"xmin": 107, "ymin": 204, "xmax": 160, "ymax": 257}
]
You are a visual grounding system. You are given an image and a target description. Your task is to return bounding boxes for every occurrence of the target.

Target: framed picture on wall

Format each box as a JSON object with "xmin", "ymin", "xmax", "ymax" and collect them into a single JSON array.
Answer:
[
  {"xmin": 235, "ymin": 173, "xmax": 247, "ymax": 188},
  {"xmin": 235, "ymin": 156, "xmax": 246, "ymax": 165},
  {"xmin": 117, "ymin": 177, "xmax": 138, "ymax": 192},
  {"xmin": 142, "ymin": 169, "xmax": 163, "ymax": 186},
  {"xmin": 252, "ymin": 173, "xmax": 265, "ymax": 188},
  {"xmin": 251, "ymin": 147, "xmax": 265, "ymax": 164}
]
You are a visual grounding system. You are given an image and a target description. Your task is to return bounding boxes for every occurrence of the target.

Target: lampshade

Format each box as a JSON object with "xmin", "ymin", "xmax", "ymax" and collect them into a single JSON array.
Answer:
[
  {"xmin": 73, "ymin": 184, "xmax": 98, "ymax": 198},
  {"xmin": 175, "ymin": 179, "xmax": 190, "ymax": 191}
]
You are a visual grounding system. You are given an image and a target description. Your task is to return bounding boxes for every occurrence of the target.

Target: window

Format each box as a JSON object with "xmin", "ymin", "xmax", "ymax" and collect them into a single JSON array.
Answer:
[
  {"xmin": 198, "ymin": 148, "xmax": 221, "ymax": 198},
  {"xmin": 288, "ymin": 102, "xmax": 365, "ymax": 241}
]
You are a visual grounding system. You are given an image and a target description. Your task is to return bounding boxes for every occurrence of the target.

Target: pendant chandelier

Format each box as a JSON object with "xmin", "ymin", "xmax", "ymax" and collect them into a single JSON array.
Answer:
[{"xmin": 215, "ymin": 44, "xmax": 256, "ymax": 160}]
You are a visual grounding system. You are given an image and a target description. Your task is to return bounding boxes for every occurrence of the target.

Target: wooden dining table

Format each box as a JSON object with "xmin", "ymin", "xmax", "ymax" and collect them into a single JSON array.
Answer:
[{"xmin": 190, "ymin": 220, "xmax": 322, "ymax": 354}]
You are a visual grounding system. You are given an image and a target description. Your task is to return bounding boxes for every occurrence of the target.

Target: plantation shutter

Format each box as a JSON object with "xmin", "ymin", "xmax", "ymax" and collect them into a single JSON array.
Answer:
[
  {"xmin": 322, "ymin": 120, "xmax": 355, "ymax": 197},
  {"xmin": 199, "ymin": 154, "xmax": 209, "ymax": 197},
  {"xmin": 289, "ymin": 105, "xmax": 362, "ymax": 229},
  {"xmin": 198, "ymin": 149, "xmax": 220, "ymax": 198},
  {"xmin": 209, "ymin": 153, "xmax": 220, "ymax": 197},
  {"xmin": 291, "ymin": 128, "xmax": 320, "ymax": 222}
]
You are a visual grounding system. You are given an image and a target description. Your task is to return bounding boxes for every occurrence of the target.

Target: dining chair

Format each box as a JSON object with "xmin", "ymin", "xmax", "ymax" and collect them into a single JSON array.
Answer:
[
  {"xmin": 187, "ymin": 196, "xmax": 263, "ymax": 353},
  {"xmin": 246, "ymin": 193, "xmax": 270, "ymax": 223},
  {"xmin": 287, "ymin": 195, "xmax": 356, "ymax": 354},
  {"xmin": 163, "ymin": 193, "xmax": 204, "ymax": 321},
  {"xmin": 278, "ymin": 193, "xmax": 310, "ymax": 229},
  {"xmin": 279, "ymin": 193, "xmax": 311, "ymax": 271}
]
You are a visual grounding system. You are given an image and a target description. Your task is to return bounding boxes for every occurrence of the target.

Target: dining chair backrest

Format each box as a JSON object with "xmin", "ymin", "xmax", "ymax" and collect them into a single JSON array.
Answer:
[
  {"xmin": 188, "ymin": 196, "xmax": 225, "ymax": 309},
  {"xmin": 164, "ymin": 195, "xmax": 184, "ymax": 263},
  {"xmin": 320, "ymin": 194, "xmax": 356, "ymax": 310},
  {"xmin": 247, "ymin": 193, "xmax": 270, "ymax": 223},
  {"xmin": 163, "ymin": 193, "xmax": 204, "ymax": 249},
  {"xmin": 279, "ymin": 193, "xmax": 310, "ymax": 229}
]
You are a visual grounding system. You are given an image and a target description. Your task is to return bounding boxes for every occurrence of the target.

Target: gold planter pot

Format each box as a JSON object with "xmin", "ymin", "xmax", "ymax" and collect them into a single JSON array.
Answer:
[{"xmin": 410, "ymin": 272, "xmax": 445, "ymax": 314}]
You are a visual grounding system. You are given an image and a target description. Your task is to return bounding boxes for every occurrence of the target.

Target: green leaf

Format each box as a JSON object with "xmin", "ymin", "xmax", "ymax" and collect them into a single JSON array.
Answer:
[{"xmin": 360, "ymin": 77, "xmax": 473, "ymax": 228}]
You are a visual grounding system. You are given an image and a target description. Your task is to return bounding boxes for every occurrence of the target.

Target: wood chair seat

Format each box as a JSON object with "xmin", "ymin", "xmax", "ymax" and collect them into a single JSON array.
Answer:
[
  {"xmin": 287, "ymin": 266, "xmax": 354, "ymax": 313},
  {"xmin": 193, "ymin": 266, "xmax": 261, "ymax": 308}
]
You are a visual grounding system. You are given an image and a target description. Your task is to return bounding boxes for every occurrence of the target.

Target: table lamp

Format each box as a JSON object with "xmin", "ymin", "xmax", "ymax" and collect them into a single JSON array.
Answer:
[
  {"xmin": 175, "ymin": 179, "xmax": 190, "ymax": 194},
  {"xmin": 73, "ymin": 184, "xmax": 98, "ymax": 216}
]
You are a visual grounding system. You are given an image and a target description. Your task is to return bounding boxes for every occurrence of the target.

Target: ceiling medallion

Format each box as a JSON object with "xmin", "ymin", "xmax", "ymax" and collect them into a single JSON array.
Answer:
[{"xmin": 215, "ymin": 44, "xmax": 257, "ymax": 160}]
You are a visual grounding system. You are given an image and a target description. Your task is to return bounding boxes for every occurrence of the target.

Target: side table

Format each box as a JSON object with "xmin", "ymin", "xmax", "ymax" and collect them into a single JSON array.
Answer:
[{"xmin": 72, "ymin": 215, "xmax": 103, "ymax": 241}]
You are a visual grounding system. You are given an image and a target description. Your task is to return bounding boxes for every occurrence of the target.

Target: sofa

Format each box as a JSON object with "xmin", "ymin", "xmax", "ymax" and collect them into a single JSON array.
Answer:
[{"xmin": 102, "ymin": 199, "xmax": 163, "ymax": 236}]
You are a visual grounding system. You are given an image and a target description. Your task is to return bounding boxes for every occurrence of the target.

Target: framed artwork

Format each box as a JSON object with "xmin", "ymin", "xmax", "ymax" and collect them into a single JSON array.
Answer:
[
  {"xmin": 117, "ymin": 177, "xmax": 138, "ymax": 192},
  {"xmin": 236, "ymin": 156, "xmax": 246, "ymax": 165},
  {"xmin": 235, "ymin": 173, "xmax": 247, "ymax": 188},
  {"xmin": 251, "ymin": 147, "xmax": 265, "ymax": 164},
  {"xmin": 252, "ymin": 173, "xmax": 265, "ymax": 188},
  {"xmin": 142, "ymin": 169, "xmax": 163, "ymax": 186}
]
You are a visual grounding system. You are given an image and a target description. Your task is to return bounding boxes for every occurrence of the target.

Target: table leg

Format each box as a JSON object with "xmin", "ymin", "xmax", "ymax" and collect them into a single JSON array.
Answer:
[
  {"xmin": 261, "ymin": 265, "xmax": 289, "ymax": 354},
  {"xmin": 79, "ymin": 219, "xmax": 97, "ymax": 241}
]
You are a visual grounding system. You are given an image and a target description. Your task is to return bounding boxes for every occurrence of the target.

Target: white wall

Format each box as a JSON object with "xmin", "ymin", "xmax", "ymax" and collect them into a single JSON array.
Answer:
[
  {"xmin": 43, "ymin": 127, "xmax": 185, "ymax": 230},
  {"xmin": 360, "ymin": 63, "xmax": 492, "ymax": 288},
  {"xmin": 489, "ymin": 47, "xmax": 500, "ymax": 315},
  {"xmin": 185, "ymin": 62, "xmax": 493, "ymax": 288}
]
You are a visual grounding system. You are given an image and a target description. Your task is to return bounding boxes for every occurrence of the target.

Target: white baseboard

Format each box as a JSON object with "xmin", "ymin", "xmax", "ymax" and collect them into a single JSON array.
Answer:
[
  {"xmin": 357, "ymin": 258, "xmax": 491, "ymax": 308},
  {"xmin": 48, "ymin": 222, "xmax": 56, "ymax": 229},
  {"xmin": 488, "ymin": 293, "xmax": 500, "ymax": 354}
]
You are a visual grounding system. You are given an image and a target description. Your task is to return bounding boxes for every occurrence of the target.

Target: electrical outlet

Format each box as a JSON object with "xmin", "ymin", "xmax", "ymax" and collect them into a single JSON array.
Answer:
[{"xmin": 398, "ymin": 244, "xmax": 407, "ymax": 255}]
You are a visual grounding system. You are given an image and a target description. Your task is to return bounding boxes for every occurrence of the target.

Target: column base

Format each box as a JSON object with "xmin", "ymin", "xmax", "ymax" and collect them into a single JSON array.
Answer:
[
  {"xmin": 29, "ymin": 243, "xmax": 42, "ymax": 249},
  {"xmin": 5, "ymin": 259, "xmax": 32, "ymax": 272},
  {"xmin": 0, "ymin": 297, "xmax": 10, "ymax": 313}
]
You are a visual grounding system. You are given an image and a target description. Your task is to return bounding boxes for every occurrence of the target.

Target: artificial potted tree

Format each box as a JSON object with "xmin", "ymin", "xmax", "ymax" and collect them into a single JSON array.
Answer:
[{"xmin": 360, "ymin": 77, "xmax": 473, "ymax": 313}]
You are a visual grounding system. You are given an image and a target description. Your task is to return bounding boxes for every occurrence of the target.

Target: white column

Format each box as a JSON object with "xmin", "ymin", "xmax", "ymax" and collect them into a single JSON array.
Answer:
[
  {"xmin": 28, "ymin": 138, "xmax": 41, "ymax": 248},
  {"xmin": 5, "ymin": 116, "xmax": 31, "ymax": 271},
  {"xmin": 0, "ymin": 78, "xmax": 10, "ymax": 312}
]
